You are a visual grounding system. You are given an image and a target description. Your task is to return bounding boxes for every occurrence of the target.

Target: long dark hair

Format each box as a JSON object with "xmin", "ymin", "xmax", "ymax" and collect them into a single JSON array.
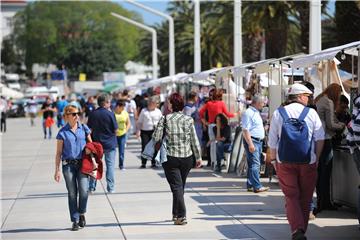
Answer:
[{"xmin": 215, "ymin": 113, "xmax": 228, "ymax": 127}]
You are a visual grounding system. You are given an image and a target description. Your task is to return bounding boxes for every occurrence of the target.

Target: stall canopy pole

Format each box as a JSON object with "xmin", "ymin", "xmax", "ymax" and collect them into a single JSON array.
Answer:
[
  {"xmin": 279, "ymin": 61, "xmax": 283, "ymax": 102},
  {"xmin": 358, "ymin": 47, "xmax": 360, "ymax": 93},
  {"xmin": 327, "ymin": 60, "xmax": 331, "ymax": 87},
  {"xmin": 352, "ymin": 55, "xmax": 355, "ymax": 87}
]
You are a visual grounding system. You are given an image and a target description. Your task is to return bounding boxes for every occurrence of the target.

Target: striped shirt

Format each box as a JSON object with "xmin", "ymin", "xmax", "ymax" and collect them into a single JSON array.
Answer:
[{"xmin": 153, "ymin": 112, "xmax": 202, "ymax": 160}]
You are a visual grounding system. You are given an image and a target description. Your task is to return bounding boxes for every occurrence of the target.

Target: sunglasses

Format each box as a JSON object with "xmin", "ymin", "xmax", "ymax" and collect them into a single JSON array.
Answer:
[{"xmin": 67, "ymin": 112, "xmax": 80, "ymax": 117}]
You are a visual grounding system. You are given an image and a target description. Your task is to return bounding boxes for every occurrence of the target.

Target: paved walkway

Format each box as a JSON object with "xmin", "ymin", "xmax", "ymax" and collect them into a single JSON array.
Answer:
[{"xmin": 1, "ymin": 117, "xmax": 359, "ymax": 239}]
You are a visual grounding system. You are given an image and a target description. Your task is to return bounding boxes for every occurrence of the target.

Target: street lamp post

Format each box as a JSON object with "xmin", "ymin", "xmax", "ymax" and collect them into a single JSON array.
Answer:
[
  {"xmin": 111, "ymin": 12, "xmax": 158, "ymax": 80},
  {"xmin": 309, "ymin": 0, "xmax": 321, "ymax": 53},
  {"xmin": 194, "ymin": 0, "xmax": 201, "ymax": 73},
  {"xmin": 124, "ymin": 0, "xmax": 175, "ymax": 76},
  {"xmin": 234, "ymin": 0, "xmax": 242, "ymax": 66}
]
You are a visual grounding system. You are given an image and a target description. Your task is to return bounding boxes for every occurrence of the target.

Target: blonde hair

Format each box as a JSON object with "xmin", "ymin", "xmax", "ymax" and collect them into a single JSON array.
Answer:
[{"xmin": 63, "ymin": 105, "xmax": 79, "ymax": 116}]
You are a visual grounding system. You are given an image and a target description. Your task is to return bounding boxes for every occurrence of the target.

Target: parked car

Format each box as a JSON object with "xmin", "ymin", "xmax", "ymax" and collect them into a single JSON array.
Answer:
[{"xmin": 7, "ymin": 99, "xmax": 28, "ymax": 118}]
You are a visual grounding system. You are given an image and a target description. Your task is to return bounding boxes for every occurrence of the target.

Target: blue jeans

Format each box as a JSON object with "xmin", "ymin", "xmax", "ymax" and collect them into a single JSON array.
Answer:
[
  {"xmin": 57, "ymin": 113, "xmax": 64, "ymax": 128},
  {"xmin": 42, "ymin": 120, "xmax": 52, "ymax": 139},
  {"xmin": 89, "ymin": 148, "xmax": 116, "ymax": 192},
  {"xmin": 117, "ymin": 134, "xmax": 127, "ymax": 169},
  {"xmin": 129, "ymin": 114, "xmax": 136, "ymax": 134},
  {"xmin": 244, "ymin": 139, "xmax": 263, "ymax": 190},
  {"xmin": 62, "ymin": 162, "xmax": 89, "ymax": 222},
  {"xmin": 216, "ymin": 141, "xmax": 231, "ymax": 169}
]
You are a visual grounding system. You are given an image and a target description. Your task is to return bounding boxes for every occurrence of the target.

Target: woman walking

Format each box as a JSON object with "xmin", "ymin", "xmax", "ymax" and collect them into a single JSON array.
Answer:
[
  {"xmin": 136, "ymin": 97, "xmax": 162, "ymax": 168},
  {"xmin": 153, "ymin": 93, "xmax": 202, "ymax": 225},
  {"xmin": 54, "ymin": 104, "xmax": 92, "ymax": 231},
  {"xmin": 114, "ymin": 100, "xmax": 131, "ymax": 170}
]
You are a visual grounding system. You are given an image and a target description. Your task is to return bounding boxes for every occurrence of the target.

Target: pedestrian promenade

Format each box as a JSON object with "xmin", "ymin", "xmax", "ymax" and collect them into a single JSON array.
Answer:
[{"xmin": 1, "ymin": 118, "xmax": 359, "ymax": 240}]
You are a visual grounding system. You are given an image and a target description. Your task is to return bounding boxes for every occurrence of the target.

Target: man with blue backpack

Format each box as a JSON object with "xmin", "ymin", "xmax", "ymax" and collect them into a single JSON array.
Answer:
[{"xmin": 268, "ymin": 83, "xmax": 325, "ymax": 240}]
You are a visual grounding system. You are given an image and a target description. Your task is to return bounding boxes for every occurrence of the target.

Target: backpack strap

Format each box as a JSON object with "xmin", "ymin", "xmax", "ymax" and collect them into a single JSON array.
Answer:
[
  {"xmin": 278, "ymin": 107, "xmax": 289, "ymax": 121},
  {"xmin": 298, "ymin": 107, "xmax": 310, "ymax": 121}
]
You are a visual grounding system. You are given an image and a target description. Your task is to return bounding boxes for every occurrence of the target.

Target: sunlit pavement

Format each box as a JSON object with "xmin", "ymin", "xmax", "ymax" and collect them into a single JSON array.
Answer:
[{"xmin": 1, "ymin": 117, "xmax": 359, "ymax": 240}]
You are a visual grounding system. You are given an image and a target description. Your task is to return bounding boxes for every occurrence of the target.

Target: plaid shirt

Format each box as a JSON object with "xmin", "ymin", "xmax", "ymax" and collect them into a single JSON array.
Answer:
[{"xmin": 153, "ymin": 112, "xmax": 202, "ymax": 160}]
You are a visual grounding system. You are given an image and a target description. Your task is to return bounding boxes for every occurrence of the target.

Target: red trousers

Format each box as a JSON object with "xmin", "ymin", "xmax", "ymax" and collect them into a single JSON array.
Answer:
[{"xmin": 276, "ymin": 162, "xmax": 317, "ymax": 233}]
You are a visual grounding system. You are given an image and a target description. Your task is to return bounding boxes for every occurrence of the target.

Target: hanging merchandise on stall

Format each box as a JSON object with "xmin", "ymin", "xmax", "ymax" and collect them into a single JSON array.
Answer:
[{"xmin": 346, "ymin": 94, "xmax": 360, "ymax": 154}]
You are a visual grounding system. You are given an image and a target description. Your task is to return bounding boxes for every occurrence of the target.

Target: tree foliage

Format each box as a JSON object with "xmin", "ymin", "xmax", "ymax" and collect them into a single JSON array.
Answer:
[
  {"xmin": 138, "ymin": 1, "xmax": 348, "ymax": 77},
  {"xmin": 8, "ymin": 1, "xmax": 143, "ymax": 79}
]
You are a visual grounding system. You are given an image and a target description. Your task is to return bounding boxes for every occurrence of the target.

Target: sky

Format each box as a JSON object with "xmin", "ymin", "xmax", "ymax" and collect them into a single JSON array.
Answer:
[
  {"xmin": 118, "ymin": 0, "xmax": 336, "ymax": 25},
  {"xmin": 117, "ymin": 1, "xmax": 170, "ymax": 25}
]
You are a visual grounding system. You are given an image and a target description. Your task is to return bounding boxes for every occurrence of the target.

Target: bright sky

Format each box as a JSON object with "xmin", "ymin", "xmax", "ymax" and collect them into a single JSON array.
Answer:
[
  {"xmin": 117, "ymin": 0, "xmax": 169, "ymax": 26},
  {"xmin": 118, "ymin": 0, "xmax": 336, "ymax": 25}
]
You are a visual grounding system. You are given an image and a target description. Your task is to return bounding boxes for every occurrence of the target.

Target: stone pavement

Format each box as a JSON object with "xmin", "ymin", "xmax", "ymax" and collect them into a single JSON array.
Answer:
[{"xmin": 1, "ymin": 117, "xmax": 359, "ymax": 240}]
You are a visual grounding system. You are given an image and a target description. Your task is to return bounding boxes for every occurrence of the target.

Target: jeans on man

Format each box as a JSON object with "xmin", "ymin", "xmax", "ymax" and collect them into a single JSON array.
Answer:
[
  {"xmin": 276, "ymin": 162, "xmax": 317, "ymax": 233},
  {"xmin": 57, "ymin": 113, "xmax": 64, "ymax": 128},
  {"xmin": 215, "ymin": 141, "xmax": 231, "ymax": 170},
  {"xmin": 62, "ymin": 162, "xmax": 89, "ymax": 223},
  {"xmin": 117, "ymin": 134, "xmax": 127, "ymax": 169},
  {"xmin": 89, "ymin": 148, "xmax": 116, "ymax": 192},
  {"xmin": 244, "ymin": 139, "xmax": 263, "ymax": 190},
  {"xmin": 42, "ymin": 119, "xmax": 52, "ymax": 139},
  {"xmin": 162, "ymin": 155, "xmax": 193, "ymax": 218}
]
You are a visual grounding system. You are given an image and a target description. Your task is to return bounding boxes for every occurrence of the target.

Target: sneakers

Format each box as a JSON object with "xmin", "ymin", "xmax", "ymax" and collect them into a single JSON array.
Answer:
[
  {"xmin": 71, "ymin": 222, "xmax": 80, "ymax": 231},
  {"xmin": 151, "ymin": 164, "xmax": 158, "ymax": 169},
  {"xmin": 292, "ymin": 229, "xmax": 307, "ymax": 240},
  {"xmin": 254, "ymin": 186, "xmax": 270, "ymax": 193},
  {"xmin": 247, "ymin": 187, "xmax": 253, "ymax": 192},
  {"xmin": 172, "ymin": 215, "xmax": 177, "ymax": 221},
  {"xmin": 79, "ymin": 215, "xmax": 86, "ymax": 228},
  {"xmin": 174, "ymin": 217, "xmax": 187, "ymax": 225},
  {"xmin": 140, "ymin": 165, "xmax": 146, "ymax": 169}
]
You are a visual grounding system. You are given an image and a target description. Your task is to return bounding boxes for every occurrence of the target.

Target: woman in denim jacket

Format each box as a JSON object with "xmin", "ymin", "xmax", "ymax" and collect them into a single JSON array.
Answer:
[{"xmin": 54, "ymin": 104, "xmax": 92, "ymax": 231}]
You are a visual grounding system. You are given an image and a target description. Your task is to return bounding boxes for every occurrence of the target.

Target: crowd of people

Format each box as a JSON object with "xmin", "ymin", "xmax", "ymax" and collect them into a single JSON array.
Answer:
[{"xmin": 3, "ymin": 82, "xmax": 356, "ymax": 239}]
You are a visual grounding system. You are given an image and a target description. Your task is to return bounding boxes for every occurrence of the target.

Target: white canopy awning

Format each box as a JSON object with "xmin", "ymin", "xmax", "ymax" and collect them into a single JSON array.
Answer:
[
  {"xmin": 0, "ymin": 83, "xmax": 24, "ymax": 99},
  {"xmin": 292, "ymin": 41, "xmax": 360, "ymax": 68},
  {"xmin": 127, "ymin": 73, "xmax": 188, "ymax": 90}
]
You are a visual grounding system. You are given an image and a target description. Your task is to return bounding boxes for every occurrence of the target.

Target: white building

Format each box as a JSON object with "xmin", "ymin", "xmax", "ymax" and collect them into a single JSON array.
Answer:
[{"xmin": 1, "ymin": 0, "xmax": 27, "ymax": 45}]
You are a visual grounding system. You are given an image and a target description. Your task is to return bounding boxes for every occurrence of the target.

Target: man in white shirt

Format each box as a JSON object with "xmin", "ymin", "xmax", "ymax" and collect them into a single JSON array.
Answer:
[{"xmin": 268, "ymin": 83, "xmax": 324, "ymax": 240}]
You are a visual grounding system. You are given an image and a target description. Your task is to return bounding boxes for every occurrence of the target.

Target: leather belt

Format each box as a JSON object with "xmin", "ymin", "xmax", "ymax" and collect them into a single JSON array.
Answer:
[
  {"xmin": 251, "ymin": 136, "xmax": 263, "ymax": 141},
  {"xmin": 62, "ymin": 159, "xmax": 81, "ymax": 165}
]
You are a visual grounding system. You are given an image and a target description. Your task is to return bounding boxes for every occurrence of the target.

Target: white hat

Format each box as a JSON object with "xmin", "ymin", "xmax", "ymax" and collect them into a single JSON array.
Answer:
[{"xmin": 287, "ymin": 83, "xmax": 313, "ymax": 95}]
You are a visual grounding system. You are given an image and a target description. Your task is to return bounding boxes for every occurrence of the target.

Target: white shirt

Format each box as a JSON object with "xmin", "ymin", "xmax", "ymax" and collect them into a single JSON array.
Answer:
[
  {"xmin": 268, "ymin": 102, "xmax": 325, "ymax": 164},
  {"xmin": 26, "ymin": 100, "xmax": 38, "ymax": 114},
  {"xmin": 125, "ymin": 99, "xmax": 137, "ymax": 115},
  {"xmin": 137, "ymin": 108, "xmax": 162, "ymax": 131}
]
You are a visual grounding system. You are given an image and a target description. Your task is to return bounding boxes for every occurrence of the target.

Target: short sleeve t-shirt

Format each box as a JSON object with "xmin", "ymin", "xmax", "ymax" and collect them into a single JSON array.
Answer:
[{"xmin": 115, "ymin": 110, "xmax": 129, "ymax": 137}]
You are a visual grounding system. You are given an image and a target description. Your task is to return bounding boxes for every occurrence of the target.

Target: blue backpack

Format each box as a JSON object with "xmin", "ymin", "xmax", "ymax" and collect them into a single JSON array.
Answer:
[{"xmin": 277, "ymin": 106, "xmax": 311, "ymax": 164}]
